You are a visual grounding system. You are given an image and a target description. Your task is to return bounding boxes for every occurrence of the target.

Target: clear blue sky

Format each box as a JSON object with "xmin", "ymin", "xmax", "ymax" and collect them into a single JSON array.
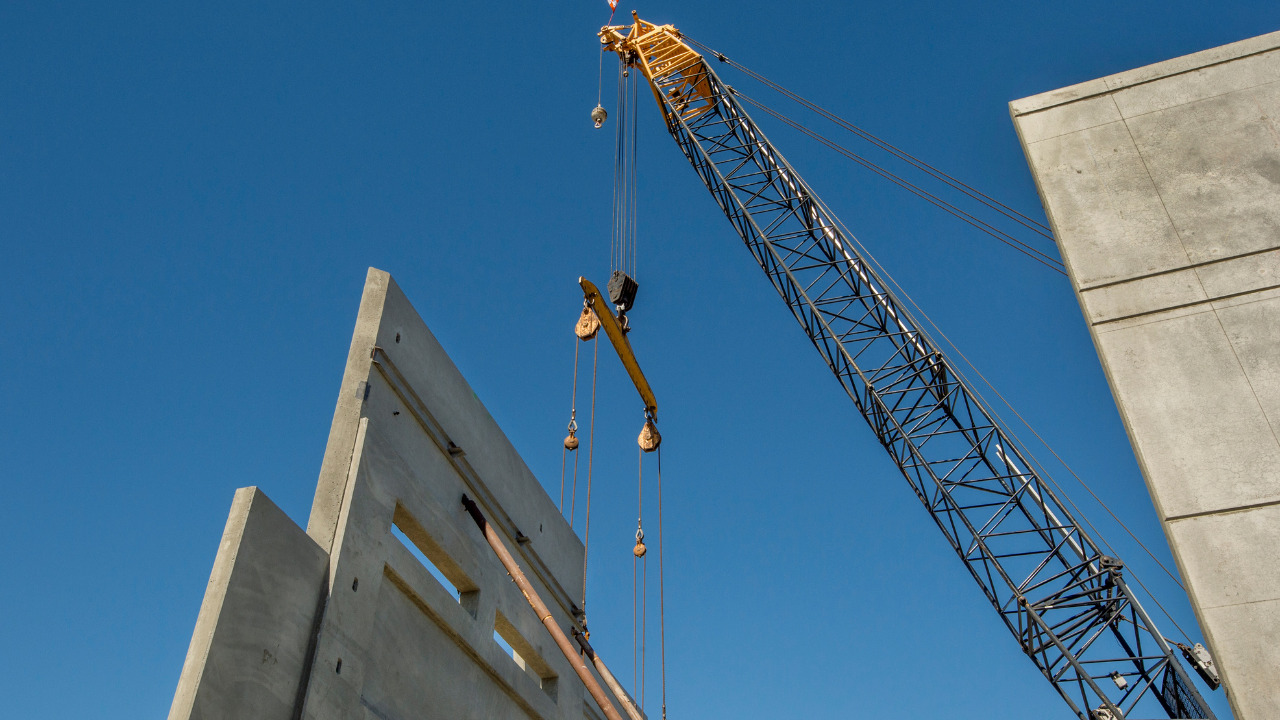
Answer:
[{"xmin": 1, "ymin": 2, "xmax": 1274, "ymax": 718}]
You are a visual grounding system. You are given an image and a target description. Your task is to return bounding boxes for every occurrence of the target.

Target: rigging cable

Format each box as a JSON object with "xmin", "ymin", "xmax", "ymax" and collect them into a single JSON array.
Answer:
[
  {"xmin": 612, "ymin": 58, "xmax": 627, "ymax": 274},
  {"xmin": 656, "ymin": 445, "xmax": 668, "ymax": 720},
  {"xmin": 684, "ymin": 36, "xmax": 1055, "ymax": 242},
  {"xmin": 805, "ymin": 176, "xmax": 1195, "ymax": 641},
  {"xmin": 689, "ymin": 41, "xmax": 1188, "ymax": 617},
  {"xmin": 610, "ymin": 57, "xmax": 641, "ymax": 279},
  {"xmin": 637, "ymin": 445, "xmax": 648, "ymax": 707},
  {"xmin": 632, "ymin": 526, "xmax": 638, "ymax": 694},
  {"xmin": 581, "ymin": 333, "xmax": 600, "ymax": 613},
  {"xmin": 731, "ymin": 90, "xmax": 1065, "ymax": 274},
  {"xmin": 561, "ymin": 337, "xmax": 581, "ymax": 514},
  {"xmin": 630, "ymin": 67, "xmax": 640, "ymax": 280}
]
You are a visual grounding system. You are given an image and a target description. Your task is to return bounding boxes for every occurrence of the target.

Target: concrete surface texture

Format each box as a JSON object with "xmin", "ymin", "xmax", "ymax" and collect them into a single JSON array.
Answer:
[
  {"xmin": 168, "ymin": 487, "xmax": 329, "ymax": 720},
  {"xmin": 1012, "ymin": 30, "xmax": 1280, "ymax": 720},
  {"xmin": 171, "ymin": 268, "xmax": 625, "ymax": 720}
]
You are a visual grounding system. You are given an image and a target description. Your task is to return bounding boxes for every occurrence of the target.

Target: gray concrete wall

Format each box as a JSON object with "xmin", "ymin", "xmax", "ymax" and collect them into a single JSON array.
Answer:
[
  {"xmin": 1012, "ymin": 31, "xmax": 1280, "ymax": 720},
  {"xmin": 172, "ymin": 268, "xmax": 626, "ymax": 720},
  {"xmin": 297, "ymin": 267, "xmax": 603, "ymax": 720},
  {"xmin": 169, "ymin": 486, "xmax": 329, "ymax": 720}
]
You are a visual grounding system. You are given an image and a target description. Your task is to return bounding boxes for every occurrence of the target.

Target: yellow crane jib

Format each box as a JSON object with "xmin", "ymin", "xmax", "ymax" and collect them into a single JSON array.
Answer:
[
  {"xmin": 599, "ymin": 13, "xmax": 715, "ymax": 131},
  {"xmin": 578, "ymin": 277, "xmax": 661, "ymax": 452}
]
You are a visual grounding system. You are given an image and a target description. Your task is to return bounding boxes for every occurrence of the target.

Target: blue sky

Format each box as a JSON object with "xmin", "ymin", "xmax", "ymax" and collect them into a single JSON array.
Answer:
[{"xmin": 1, "ymin": 2, "xmax": 1274, "ymax": 718}]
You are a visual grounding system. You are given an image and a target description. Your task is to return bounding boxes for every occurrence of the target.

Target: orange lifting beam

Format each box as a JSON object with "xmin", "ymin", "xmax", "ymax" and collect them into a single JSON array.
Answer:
[{"xmin": 579, "ymin": 277, "xmax": 658, "ymax": 420}]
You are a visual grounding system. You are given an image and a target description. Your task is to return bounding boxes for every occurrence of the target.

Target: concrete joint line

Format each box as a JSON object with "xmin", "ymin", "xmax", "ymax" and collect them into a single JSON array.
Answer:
[
  {"xmin": 1208, "ymin": 300, "xmax": 1280, "ymax": 448},
  {"xmin": 1166, "ymin": 497, "xmax": 1280, "ymax": 523},
  {"xmin": 1091, "ymin": 282, "xmax": 1280, "ymax": 326},
  {"xmin": 1079, "ymin": 246, "xmax": 1280, "ymax": 293}
]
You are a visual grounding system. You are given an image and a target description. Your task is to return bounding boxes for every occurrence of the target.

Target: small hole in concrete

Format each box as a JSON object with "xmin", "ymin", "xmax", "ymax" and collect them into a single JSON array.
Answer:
[
  {"xmin": 393, "ymin": 411, "xmax": 400, "ymax": 416},
  {"xmin": 352, "ymin": 577, "xmax": 359, "ymax": 592},
  {"xmin": 335, "ymin": 658, "xmax": 343, "ymax": 674},
  {"xmin": 395, "ymin": 333, "xmax": 401, "ymax": 343}
]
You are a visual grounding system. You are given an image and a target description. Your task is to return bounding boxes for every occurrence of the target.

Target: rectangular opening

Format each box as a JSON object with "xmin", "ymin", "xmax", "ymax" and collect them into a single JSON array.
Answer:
[
  {"xmin": 495, "ymin": 610, "xmax": 558, "ymax": 702},
  {"xmin": 391, "ymin": 504, "xmax": 479, "ymax": 617}
]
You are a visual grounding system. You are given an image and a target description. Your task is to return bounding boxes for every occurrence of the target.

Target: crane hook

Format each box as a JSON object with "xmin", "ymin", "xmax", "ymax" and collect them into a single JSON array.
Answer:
[
  {"xmin": 564, "ymin": 415, "xmax": 579, "ymax": 451},
  {"xmin": 633, "ymin": 521, "xmax": 646, "ymax": 557},
  {"xmin": 591, "ymin": 104, "xmax": 608, "ymax": 129}
]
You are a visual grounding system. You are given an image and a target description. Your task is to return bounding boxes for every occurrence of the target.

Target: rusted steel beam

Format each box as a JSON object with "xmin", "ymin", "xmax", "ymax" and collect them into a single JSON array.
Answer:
[
  {"xmin": 460, "ymin": 494, "xmax": 625, "ymax": 720},
  {"xmin": 573, "ymin": 628, "xmax": 646, "ymax": 720}
]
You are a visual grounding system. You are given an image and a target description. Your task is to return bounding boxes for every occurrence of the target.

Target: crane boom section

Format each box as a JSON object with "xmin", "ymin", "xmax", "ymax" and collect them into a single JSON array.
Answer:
[{"xmin": 601, "ymin": 16, "xmax": 1214, "ymax": 720}]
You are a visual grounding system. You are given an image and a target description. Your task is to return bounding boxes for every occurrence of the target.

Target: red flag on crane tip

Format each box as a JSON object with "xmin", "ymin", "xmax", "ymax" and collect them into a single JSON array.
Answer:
[{"xmin": 608, "ymin": 0, "xmax": 618, "ymax": 9}]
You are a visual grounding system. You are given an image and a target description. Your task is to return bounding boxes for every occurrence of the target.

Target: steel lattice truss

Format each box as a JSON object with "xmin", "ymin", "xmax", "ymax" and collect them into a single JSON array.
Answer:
[{"xmin": 626, "ymin": 35, "xmax": 1213, "ymax": 720}]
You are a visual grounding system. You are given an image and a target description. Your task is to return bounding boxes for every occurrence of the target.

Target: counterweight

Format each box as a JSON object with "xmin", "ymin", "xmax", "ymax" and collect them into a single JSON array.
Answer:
[{"xmin": 600, "ymin": 16, "xmax": 1215, "ymax": 720}]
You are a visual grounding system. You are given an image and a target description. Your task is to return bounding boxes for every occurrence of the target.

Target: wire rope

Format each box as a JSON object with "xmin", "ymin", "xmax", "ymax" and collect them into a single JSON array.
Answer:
[
  {"xmin": 807, "ymin": 178, "xmax": 1194, "ymax": 640},
  {"xmin": 581, "ymin": 334, "xmax": 600, "ymax": 611},
  {"xmin": 720, "ymin": 54, "xmax": 1188, "ymax": 618},
  {"xmin": 732, "ymin": 90, "xmax": 1065, "ymax": 274},
  {"xmin": 638, "ymin": 445, "xmax": 647, "ymax": 707},
  {"xmin": 561, "ymin": 337, "xmax": 581, "ymax": 514},
  {"xmin": 630, "ymin": 69, "xmax": 640, "ymax": 279},
  {"xmin": 932, "ymin": 343, "xmax": 1196, "ymax": 642},
  {"xmin": 612, "ymin": 58, "xmax": 627, "ymax": 274},
  {"xmin": 656, "ymin": 446, "xmax": 668, "ymax": 720},
  {"xmin": 684, "ymin": 36, "xmax": 1055, "ymax": 241},
  {"xmin": 632, "ymin": 547, "xmax": 638, "ymax": 696}
]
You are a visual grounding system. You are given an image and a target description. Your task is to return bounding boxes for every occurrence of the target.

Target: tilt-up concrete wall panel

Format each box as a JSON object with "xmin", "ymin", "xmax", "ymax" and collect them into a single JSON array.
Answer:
[
  {"xmin": 1012, "ymin": 31, "xmax": 1280, "ymax": 720},
  {"xmin": 171, "ymin": 268, "xmax": 629, "ymax": 720},
  {"xmin": 168, "ymin": 487, "xmax": 329, "ymax": 720}
]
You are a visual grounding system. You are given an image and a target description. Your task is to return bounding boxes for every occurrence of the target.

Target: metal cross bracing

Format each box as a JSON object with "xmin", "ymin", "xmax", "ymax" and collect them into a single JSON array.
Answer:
[{"xmin": 600, "ymin": 18, "xmax": 1215, "ymax": 720}]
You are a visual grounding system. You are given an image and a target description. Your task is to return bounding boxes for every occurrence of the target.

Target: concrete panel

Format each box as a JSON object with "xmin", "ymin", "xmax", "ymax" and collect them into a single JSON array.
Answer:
[
  {"xmin": 1198, "ymin": 599, "xmax": 1280, "ymax": 720},
  {"xmin": 1022, "ymin": 121, "xmax": 1189, "ymax": 286},
  {"xmin": 362, "ymin": 577, "xmax": 549, "ymax": 720},
  {"xmin": 1110, "ymin": 49, "xmax": 1280, "ymax": 117},
  {"xmin": 1079, "ymin": 267, "xmax": 1206, "ymax": 323},
  {"xmin": 1195, "ymin": 249, "xmax": 1280, "ymax": 299},
  {"xmin": 1102, "ymin": 31, "xmax": 1280, "ymax": 95},
  {"xmin": 1215, "ymin": 294, "xmax": 1280, "ymax": 429},
  {"xmin": 1168, "ymin": 504, "xmax": 1280, "ymax": 609},
  {"xmin": 1123, "ymin": 83, "xmax": 1280, "ymax": 261},
  {"xmin": 169, "ymin": 487, "xmax": 329, "ymax": 720},
  {"xmin": 307, "ymin": 269, "xmax": 584, "ymax": 598},
  {"xmin": 173, "ymin": 269, "xmax": 618, "ymax": 720},
  {"xmin": 1014, "ymin": 31, "xmax": 1280, "ymax": 719},
  {"xmin": 1014, "ymin": 94, "xmax": 1122, "ymax": 144},
  {"xmin": 295, "ymin": 268, "xmax": 606, "ymax": 720},
  {"xmin": 1095, "ymin": 309, "xmax": 1280, "ymax": 518}
]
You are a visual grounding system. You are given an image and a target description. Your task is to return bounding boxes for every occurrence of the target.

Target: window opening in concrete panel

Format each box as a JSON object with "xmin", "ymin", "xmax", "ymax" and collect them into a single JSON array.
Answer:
[
  {"xmin": 494, "ymin": 610, "xmax": 559, "ymax": 702},
  {"xmin": 390, "ymin": 504, "xmax": 480, "ymax": 617},
  {"xmin": 493, "ymin": 628, "xmax": 519, "ymax": 659},
  {"xmin": 390, "ymin": 523, "xmax": 458, "ymax": 600}
]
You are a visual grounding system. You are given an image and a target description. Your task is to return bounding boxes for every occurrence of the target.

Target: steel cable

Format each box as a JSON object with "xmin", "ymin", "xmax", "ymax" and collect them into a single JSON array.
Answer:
[
  {"xmin": 704, "ymin": 48, "xmax": 1186, "ymax": 616},
  {"xmin": 582, "ymin": 334, "xmax": 600, "ymax": 611},
  {"xmin": 812, "ymin": 188, "xmax": 1195, "ymax": 642},
  {"xmin": 684, "ymin": 36, "xmax": 1055, "ymax": 241},
  {"xmin": 561, "ymin": 337, "xmax": 581, "ymax": 514},
  {"xmin": 656, "ymin": 446, "xmax": 667, "ymax": 720},
  {"xmin": 732, "ymin": 90, "xmax": 1066, "ymax": 274}
]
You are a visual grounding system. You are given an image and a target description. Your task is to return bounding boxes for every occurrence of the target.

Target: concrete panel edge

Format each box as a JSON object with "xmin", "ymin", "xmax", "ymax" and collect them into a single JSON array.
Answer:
[{"xmin": 1010, "ymin": 29, "xmax": 1280, "ymax": 117}]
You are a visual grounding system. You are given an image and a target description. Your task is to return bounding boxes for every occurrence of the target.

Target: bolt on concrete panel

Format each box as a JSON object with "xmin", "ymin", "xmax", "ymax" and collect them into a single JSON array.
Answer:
[{"xmin": 1012, "ymin": 30, "xmax": 1280, "ymax": 720}]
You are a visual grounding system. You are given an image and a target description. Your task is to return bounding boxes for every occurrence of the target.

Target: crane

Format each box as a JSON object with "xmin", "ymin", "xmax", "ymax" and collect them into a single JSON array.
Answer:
[{"xmin": 599, "ymin": 14, "xmax": 1219, "ymax": 720}]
